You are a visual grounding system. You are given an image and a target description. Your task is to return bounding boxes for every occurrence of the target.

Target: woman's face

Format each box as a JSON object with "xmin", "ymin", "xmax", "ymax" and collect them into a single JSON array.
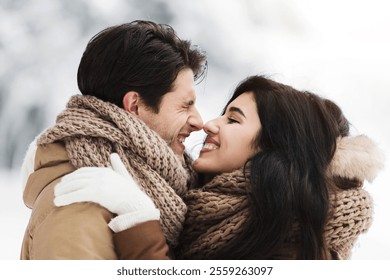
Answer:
[{"xmin": 193, "ymin": 91, "xmax": 261, "ymax": 174}]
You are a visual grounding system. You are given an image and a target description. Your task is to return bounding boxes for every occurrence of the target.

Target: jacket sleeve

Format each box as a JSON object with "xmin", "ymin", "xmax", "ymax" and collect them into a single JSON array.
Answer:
[
  {"xmin": 22, "ymin": 143, "xmax": 118, "ymax": 260},
  {"xmin": 28, "ymin": 180, "xmax": 118, "ymax": 259},
  {"xmin": 113, "ymin": 221, "xmax": 172, "ymax": 260}
]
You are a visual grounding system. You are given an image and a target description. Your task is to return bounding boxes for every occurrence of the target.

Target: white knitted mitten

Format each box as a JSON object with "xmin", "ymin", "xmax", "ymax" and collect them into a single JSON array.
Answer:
[{"xmin": 54, "ymin": 153, "xmax": 160, "ymax": 232}]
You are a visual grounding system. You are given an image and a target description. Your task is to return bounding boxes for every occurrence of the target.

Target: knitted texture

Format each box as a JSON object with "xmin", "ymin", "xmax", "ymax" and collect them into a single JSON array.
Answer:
[
  {"xmin": 325, "ymin": 188, "xmax": 373, "ymax": 259},
  {"xmin": 177, "ymin": 169, "xmax": 373, "ymax": 259},
  {"xmin": 178, "ymin": 169, "xmax": 250, "ymax": 259},
  {"xmin": 38, "ymin": 95, "xmax": 192, "ymax": 246}
]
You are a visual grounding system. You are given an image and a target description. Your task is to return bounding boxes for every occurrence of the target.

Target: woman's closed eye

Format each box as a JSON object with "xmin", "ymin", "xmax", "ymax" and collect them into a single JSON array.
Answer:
[{"xmin": 227, "ymin": 117, "xmax": 239, "ymax": 124}]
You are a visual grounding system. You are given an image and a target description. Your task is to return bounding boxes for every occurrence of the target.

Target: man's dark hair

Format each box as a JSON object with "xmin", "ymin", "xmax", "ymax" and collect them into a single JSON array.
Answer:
[{"xmin": 77, "ymin": 20, "xmax": 207, "ymax": 112}]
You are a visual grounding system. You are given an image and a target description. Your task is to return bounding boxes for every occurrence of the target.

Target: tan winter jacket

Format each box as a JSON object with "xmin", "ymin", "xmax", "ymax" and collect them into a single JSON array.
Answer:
[{"xmin": 20, "ymin": 142, "xmax": 170, "ymax": 260}]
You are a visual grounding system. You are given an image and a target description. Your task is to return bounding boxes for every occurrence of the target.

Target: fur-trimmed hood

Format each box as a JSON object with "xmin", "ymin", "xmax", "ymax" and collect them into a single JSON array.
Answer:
[{"xmin": 328, "ymin": 135, "xmax": 385, "ymax": 182}]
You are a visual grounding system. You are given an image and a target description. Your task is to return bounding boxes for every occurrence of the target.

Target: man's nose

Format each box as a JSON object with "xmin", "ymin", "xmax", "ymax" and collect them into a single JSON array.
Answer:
[{"xmin": 188, "ymin": 107, "xmax": 203, "ymax": 132}]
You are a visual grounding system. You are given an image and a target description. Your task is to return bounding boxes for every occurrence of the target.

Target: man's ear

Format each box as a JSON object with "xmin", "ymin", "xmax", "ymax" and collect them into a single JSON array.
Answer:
[{"xmin": 123, "ymin": 91, "xmax": 140, "ymax": 115}]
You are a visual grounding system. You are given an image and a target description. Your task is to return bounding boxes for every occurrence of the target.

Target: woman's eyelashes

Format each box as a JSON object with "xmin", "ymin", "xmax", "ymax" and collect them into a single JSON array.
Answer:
[{"xmin": 227, "ymin": 116, "xmax": 240, "ymax": 124}]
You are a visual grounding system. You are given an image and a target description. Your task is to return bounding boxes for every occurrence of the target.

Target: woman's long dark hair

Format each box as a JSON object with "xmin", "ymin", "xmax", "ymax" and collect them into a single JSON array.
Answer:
[{"xmin": 213, "ymin": 76, "xmax": 349, "ymax": 259}]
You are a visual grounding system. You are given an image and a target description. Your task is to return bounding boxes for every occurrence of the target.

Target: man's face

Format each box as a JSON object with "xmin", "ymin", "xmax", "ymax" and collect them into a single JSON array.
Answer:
[{"xmin": 138, "ymin": 68, "xmax": 203, "ymax": 156}]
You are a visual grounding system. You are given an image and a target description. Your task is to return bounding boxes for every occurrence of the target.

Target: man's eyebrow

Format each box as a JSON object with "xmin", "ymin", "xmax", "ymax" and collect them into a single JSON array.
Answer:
[{"xmin": 228, "ymin": 106, "xmax": 246, "ymax": 118}]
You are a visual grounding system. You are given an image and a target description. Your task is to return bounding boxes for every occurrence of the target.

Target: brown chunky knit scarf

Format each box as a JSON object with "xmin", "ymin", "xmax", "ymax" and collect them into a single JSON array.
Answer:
[
  {"xmin": 37, "ymin": 95, "xmax": 192, "ymax": 246},
  {"xmin": 178, "ymin": 169, "xmax": 250, "ymax": 259},
  {"xmin": 325, "ymin": 188, "xmax": 372, "ymax": 259},
  {"xmin": 177, "ymin": 168, "xmax": 373, "ymax": 259}
]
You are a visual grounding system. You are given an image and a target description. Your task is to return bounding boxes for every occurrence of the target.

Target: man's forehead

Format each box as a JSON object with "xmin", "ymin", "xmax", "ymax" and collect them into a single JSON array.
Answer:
[{"xmin": 164, "ymin": 87, "xmax": 196, "ymax": 102}]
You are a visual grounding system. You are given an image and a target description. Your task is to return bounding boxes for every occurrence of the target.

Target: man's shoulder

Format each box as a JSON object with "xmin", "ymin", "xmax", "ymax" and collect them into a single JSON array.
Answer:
[
  {"xmin": 35, "ymin": 142, "xmax": 69, "ymax": 169},
  {"xmin": 26, "ymin": 198, "xmax": 116, "ymax": 259},
  {"xmin": 23, "ymin": 142, "xmax": 75, "ymax": 209}
]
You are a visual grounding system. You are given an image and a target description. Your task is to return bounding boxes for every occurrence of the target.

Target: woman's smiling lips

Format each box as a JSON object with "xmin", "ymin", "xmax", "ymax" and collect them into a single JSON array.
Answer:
[{"xmin": 200, "ymin": 137, "xmax": 220, "ymax": 153}]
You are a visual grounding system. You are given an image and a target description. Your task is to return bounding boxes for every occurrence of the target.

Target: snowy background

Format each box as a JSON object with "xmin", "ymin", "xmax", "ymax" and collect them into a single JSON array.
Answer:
[{"xmin": 0, "ymin": 0, "xmax": 389, "ymax": 260}]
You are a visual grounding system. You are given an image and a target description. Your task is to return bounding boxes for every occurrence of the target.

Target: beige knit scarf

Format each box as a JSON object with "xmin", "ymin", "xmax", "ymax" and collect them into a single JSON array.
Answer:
[
  {"xmin": 177, "ymin": 135, "xmax": 383, "ymax": 259},
  {"xmin": 37, "ymin": 95, "xmax": 192, "ymax": 246}
]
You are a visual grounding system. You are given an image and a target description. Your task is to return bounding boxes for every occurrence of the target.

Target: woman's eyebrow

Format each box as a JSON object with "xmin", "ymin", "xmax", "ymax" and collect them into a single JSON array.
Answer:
[{"xmin": 228, "ymin": 106, "xmax": 246, "ymax": 118}]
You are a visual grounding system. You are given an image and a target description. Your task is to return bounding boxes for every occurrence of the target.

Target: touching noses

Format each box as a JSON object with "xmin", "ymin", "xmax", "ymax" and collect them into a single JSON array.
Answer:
[{"xmin": 203, "ymin": 118, "xmax": 220, "ymax": 135}]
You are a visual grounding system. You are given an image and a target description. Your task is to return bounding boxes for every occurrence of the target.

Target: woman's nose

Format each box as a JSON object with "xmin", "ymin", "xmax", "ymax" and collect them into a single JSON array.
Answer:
[{"xmin": 203, "ymin": 118, "xmax": 219, "ymax": 135}]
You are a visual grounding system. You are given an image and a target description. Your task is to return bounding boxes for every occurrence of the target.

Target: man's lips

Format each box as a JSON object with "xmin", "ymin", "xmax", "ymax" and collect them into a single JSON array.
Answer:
[{"xmin": 177, "ymin": 133, "xmax": 189, "ymax": 144}]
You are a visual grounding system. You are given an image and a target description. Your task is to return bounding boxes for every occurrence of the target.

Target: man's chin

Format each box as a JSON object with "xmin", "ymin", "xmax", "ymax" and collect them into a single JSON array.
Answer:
[
  {"xmin": 174, "ymin": 148, "xmax": 185, "ymax": 157},
  {"xmin": 170, "ymin": 140, "xmax": 185, "ymax": 156},
  {"xmin": 170, "ymin": 145, "xmax": 185, "ymax": 162}
]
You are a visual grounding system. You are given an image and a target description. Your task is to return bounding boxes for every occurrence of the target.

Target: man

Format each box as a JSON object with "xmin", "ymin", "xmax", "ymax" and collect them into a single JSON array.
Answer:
[{"xmin": 20, "ymin": 20, "xmax": 207, "ymax": 259}]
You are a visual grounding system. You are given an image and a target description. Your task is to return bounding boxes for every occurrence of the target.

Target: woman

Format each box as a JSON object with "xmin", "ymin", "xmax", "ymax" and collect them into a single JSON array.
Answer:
[{"xmin": 55, "ymin": 75, "xmax": 383, "ymax": 259}]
